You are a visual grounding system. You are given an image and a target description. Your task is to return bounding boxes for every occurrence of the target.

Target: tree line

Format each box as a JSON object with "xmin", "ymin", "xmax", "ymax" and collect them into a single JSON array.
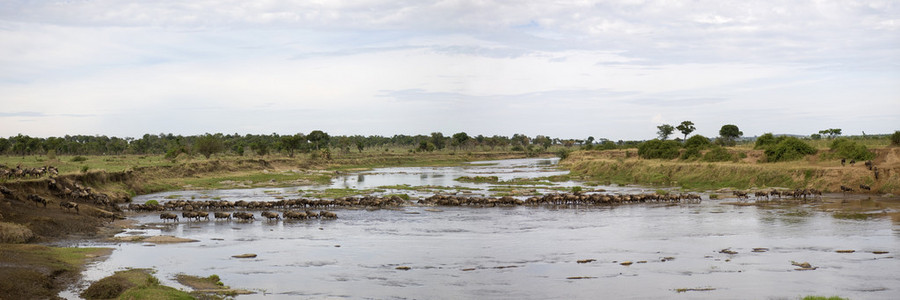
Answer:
[{"xmin": 0, "ymin": 131, "xmax": 643, "ymax": 158}]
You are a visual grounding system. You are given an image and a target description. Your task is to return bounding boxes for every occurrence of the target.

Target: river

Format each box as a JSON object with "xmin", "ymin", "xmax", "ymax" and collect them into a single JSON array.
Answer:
[{"xmin": 64, "ymin": 158, "xmax": 899, "ymax": 299}]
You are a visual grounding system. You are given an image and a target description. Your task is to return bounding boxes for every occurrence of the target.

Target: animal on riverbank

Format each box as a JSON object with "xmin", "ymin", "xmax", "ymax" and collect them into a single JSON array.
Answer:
[
  {"xmin": 859, "ymin": 184, "xmax": 871, "ymax": 191},
  {"xmin": 865, "ymin": 160, "xmax": 874, "ymax": 170},
  {"xmin": 27, "ymin": 194, "xmax": 48, "ymax": 208},
  {"xmin": 849, "ymin": 159, "xmax": 856, "ymax": 166},
  {"xmin": 0, "ymin": 185, "xmax": 13, "ymax": 198},
  {"xmin": 874, "ymin": 167, "xmax": 879, "ymax": 180},
  {"xmin": 261, "ymin": 211, "xmax": 280, "ymax": 221},
  {"xmin": 160, "ymin": 213, "xmax": 178, "ymax": 222},
  {"xmin": 841, "ymin": 158, "xmax": 846, "ymax": 166},
  {"xmin": 59, "ymin": 201, "xmax": 79, "ymax": 213},
  {"xmin": 840, "ymin": 185, "xmax": 854, "ymax": 193},
  {"xmin": 214, "ymin": 212, "xmax": 232, "ymax": 221}
]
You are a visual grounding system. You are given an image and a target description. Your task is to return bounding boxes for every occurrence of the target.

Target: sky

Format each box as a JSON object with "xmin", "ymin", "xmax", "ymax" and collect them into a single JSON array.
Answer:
[{"xmin": 1, "ymin": 0, "xmax": 898, "ymax": 141}]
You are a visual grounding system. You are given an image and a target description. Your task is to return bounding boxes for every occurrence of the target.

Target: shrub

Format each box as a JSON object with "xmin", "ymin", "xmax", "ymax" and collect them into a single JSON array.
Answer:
[
  {"xmin": 680, "ymin": 147, "xmax": 702, "ymax": 160},
  {"xmin": 891, "ymin": 131, "xmax": 900, "ymax": 146},
  {"xmin": 81, "ymin": 165, "xmax": 90, "ymax": 173},
  {"xmin": 145, "ymin": 200, "xmax": 159, "ymax": 206},
  {"xmin": 556, "ymin": 149, "xmax": 572, "ymax": 159},
  {"xmin": 684, "ymin": 135, "xmax": 711, "ymax": 149},
  {"xmin": 829, "ymin": 138, "xmax": 875, "ymax": 160},
  {"xmin": 702, "ymin": 146, "xmax": 735, "ymax": 162},
  {"xmin": 47, "ymin": 149, "xmax": 57, "ymax": 160},
  {"xmin": 754, "ymin": 133, "xmax": 777, "ymax": 149},
  {"xmin": 71, "ymin": 156, "xmax": 88, "ymax": 162},
  {"xmin": 764, "ymin": 137, "xmax": 816, "ymax": 162},
  {"xmin": 637, "ymin": 139, "xmax": 681, "ymax": 159}
]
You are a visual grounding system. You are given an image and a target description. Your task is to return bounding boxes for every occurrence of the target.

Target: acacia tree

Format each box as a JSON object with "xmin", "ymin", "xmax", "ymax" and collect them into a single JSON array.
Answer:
[
  {"xmin": 718, "ymin": 124, "xmax": 743, "ymax": 146},
  {"xmin": 657, "ymin": 124, "xmax": 675, "ymax": 140},
  {"xmin": 451, "ymin": 132, "xmax": 470, "ymax": 150},
  {"xmin": 280, "ymin": 133, "xmax": 306, "ymax": 157},
  {"xmin": 194, "ymin": 134, "xmax": 224, "ymax": 159},
  {"xmin": 676, "ymin": 121, "xmax": 696, "ymax": 141},
  {"xmin": 307, "ymin": 130, "xmax": 329, "ymax": 150}
]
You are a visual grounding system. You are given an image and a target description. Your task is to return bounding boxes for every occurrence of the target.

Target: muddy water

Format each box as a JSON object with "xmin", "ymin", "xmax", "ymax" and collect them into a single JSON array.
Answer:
[{"xmin": 69, "ymin": 158, "xmax": 899, "ymax": 299}]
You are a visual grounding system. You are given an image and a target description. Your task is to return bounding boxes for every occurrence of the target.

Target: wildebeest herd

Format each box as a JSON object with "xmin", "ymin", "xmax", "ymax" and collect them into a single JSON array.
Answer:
[
  {"xmin": 732, "ymin": 188, "xmax": 824, "ymax": 201},
  {"xmin": 1, "ymin": 165, "xmax": 58, "ymax": 179}
]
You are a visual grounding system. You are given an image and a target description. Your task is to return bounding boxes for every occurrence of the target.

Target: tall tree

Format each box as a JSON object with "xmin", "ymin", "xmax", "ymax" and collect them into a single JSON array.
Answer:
[
  {"xmin": 451, "ymin": 132, "xmax": 470, "ymax": 150},
  {"xmin": 718, "ymin": 124, "xmax": 743, "ymax": 146},
  {"xmin": 430, "ymin": 132, "xmax": 446, "ymax": 150},
  {"xmin": 280, "ymin": 133, "xmax": 306, "ymax": 157},
  {"xmin": 676, "ymin": 121, "xmax": 696, "ymax": 141},
  {"xmin": 657, "ymin": 124, "xmax": 675, "ymax": 140},
  {"xmin": 307, "ymin": 130, "xmax": 329, "ymax": 150},
  {"xmin": 194, "ymin": 134, "xmax": 224, "ymax": 159}
]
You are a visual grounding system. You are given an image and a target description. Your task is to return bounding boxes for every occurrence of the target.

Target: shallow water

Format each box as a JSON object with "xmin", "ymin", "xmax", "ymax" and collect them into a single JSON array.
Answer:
[{"xmin": 67, "ymin": 158, "xmax": 899, "ymax": 299}]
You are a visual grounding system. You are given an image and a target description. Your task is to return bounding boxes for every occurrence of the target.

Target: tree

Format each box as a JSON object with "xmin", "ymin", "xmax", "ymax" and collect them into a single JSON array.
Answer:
[
  {"xmin": 657, "ymin": 124, "xmax": 675, "ymax": 140},
  {"xmin": 892, "ymin": 131, "xmax": 900, "ymax": 146},
  {"xmin": 533, "ymin": 135, "xmax": 553, "ymax": 150},
  {"xmin": 718, "ymin": 124, "xmax": 743, "ymax": 146},
  {"xmin": 818, "ymin": 128, "xmax": 842, "ymax": 139},
  {"xmin": 430, "ymin": 132, "xmax": 446, "ymax": 150},
  {"xmin": 676, "ymin": 121, "xmax": 696, "ymax": 141},
  {"xmin": 194, "ymin": 134, "xmax": 224, "ymax": 159},
  {"xmin": 451, "ymin": 132, "xmax": 470, "ymax": 150},
  {"xmin": 307, "ymin": 130, "xmax": 329, "ymax": 150},
  {"xmin": 280, "ymin": 134, "xmax": 306, "ymax": 157}
]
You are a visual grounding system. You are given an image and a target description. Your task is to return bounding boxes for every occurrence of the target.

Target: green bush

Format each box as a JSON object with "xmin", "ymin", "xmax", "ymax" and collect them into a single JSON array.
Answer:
[
  {"xmin": 754, "ymin": 133, "xmax": 778, "ymax": 149},
  {"xmin": 145, "ymin": 200, "xmax": 159, "ymax": 206},
  {"xmin": 702, "ymin": 146, "xmax": 735, "ymax": 162},
  {"xmin": 71, "ymin": 156, "xmax": 88, "ymax": 162},
  {"xmin": 829, "ymin": 138, "xmax": 875, "ymax": 160},
  {"xmin": 556, "ymin": 149, "xmax": 572, "ymax": 159},
  {"xmin": 81, "ymin": 165, "xmax": 90, "ymax": 173},
  {"xmin": 764, "ymin": 137, "xmax": 816, "ymax": 162},
  {"xmin": 638, "ymin": 139, "xmax": 681, "ymax": 159},
  {"xmin": 891, "ymin": 131, "xmax": 900, "ymax": 146},
  {"xmin": 680, "ymin": 147, "xmax": 702, "ymax": 160},
  {"xmin": 684, "ymin": 135, "xmax": 711, "ymax": 149}
]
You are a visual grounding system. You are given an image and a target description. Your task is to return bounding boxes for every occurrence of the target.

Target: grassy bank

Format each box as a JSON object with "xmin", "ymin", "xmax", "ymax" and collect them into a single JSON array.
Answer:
[
  {"xmin": 81, "ymin": 269, "xmax": 193, "ymax": 300},
  {"xmin": 560, "ymin": 148, "xmax": 899, "ymax": 193},
  {"xmin": 0, "ymin": 244, "xmax": 111, "ymax": 299}
]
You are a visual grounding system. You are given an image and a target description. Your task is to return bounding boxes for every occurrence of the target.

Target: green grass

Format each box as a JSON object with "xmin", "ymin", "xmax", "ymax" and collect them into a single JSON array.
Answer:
[
  {"xmin": 832, "ymin": 212, "xmax": 873, "ymax": 220},
  {"xmin": 456, "ymin": 176, "xmax": 500, "ymax": 183}
]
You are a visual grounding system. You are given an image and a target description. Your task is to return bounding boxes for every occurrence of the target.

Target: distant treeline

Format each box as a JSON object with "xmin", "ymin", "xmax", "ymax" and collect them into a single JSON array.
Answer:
[{"xmin": 0, "ymin": 131, "xmax": 643, "ymax": 157}]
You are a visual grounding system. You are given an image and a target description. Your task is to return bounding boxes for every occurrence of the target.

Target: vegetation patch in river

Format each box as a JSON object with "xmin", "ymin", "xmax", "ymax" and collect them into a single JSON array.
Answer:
[{"xmin": 302, "ymin": 188, "xmax": 384, "ymax": 198}]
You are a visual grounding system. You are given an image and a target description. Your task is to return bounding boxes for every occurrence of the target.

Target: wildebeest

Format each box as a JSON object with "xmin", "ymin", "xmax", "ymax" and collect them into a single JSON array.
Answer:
[
  {"xmin": 841, "ymin": 158, "xmax": 846, "ymax": 166},
  {"xmin": 849, "ymin": 159, "xmax": 856, "ymax": 166},
  {"xmin": 859, "ymin": 184, "xmax": 871, "ymax": 191},
  {"xmin": 214, "ymin": 212, "xmax": 232, "ymax": 221},
  {"xmin": 234, "ymin": 212, "xmax": 255, "ymax": 221},
  {"xmin": 840, "ymin": 185, "xmax": 854, "ymax": 193},
  {"xmin": 283, "ymin": 211, "xmax": 307, "ymax": 220},
  {"xmin": 865, "ymin": 160, "xmax": 874, "ymax": 170},
  {"xmin": 261, "ymin": 211, "xmax": 280, "ymax": 221},
  {"xmin": 182, "ymin": 211, "xmax": 199, "ymax": 221},
  {"xmin": 27, "ymin": 194, "xmax": 48, "ymax": 208},
  {"xmin": 0, "ymin": 185, "xmax": 13, "ymax": 198},
  {"xmin": 874, "ymin": 166, "xmax": 879, "ymax": 180},
  {"xmin": 319, "ymin": 211, "xmax": 337, "ymax": 219},
  {"xmin": 194, "ymin": 211, "xmax": 210, "ymax": 221},
  {"xmin": 160, "ymin": 213, "xmax": 178, "ymax": 222},
  {"xmin": 60, "ymin": 201, "xmax": 79, "ymax": 213},
  {"xmin": 305, "ymin": 210, "xmax": 319, "ymax": 219}
]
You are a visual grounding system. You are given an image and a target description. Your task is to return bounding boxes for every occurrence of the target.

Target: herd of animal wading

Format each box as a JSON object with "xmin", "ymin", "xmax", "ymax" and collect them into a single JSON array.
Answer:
[{"xmin": 0, "ymin": 158, "xmax": 884, "ymax": 225}]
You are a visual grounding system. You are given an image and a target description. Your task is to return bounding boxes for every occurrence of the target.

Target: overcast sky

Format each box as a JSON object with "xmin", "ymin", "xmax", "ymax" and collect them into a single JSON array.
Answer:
[{"xmin": 1, "ymin": 0, "xmax": 898, "ymax": 141}]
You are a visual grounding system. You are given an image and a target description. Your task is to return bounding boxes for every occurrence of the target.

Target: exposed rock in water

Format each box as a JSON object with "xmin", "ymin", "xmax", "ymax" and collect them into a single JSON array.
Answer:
[
  {"xmin": 752, "ymin": 248, "xmax": 769, "ymax": 253},
  {"xmin": 873, "ymin": 251, "xmax": 889, "ymax": 254},
  {"xmin": 232, "ymin": 253, "xmax": 257, "ymax": 258},
  {"xmin": 395, "ymin": 266, "xmax": 411, "ymax": 270},
  {"xmin": 142, "ymin": 235, "xmax": 199, "ymax": 244},
  {"xmin": 576, "ymin": 259, "xmax": 596, "ymax": 264},
  {"xmin": 791, "ymin": 261, "xmax": 816, "ymax": 270},
  {"xmin": 719, "ymin": 248, "xmax": 738, "ymax": 255},
  {"xmin": 835, "ymin": 249, "xmax": 855, "ymax": 253},
  {"xmin": 620, "ymin": 261, "xmax": 633, "ymax": 266}
]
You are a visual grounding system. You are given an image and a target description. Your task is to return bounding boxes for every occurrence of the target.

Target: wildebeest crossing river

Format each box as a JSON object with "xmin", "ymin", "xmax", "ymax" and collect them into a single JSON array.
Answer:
[{"xmin": 64, "ymin": 158, "xmax": 899, "ymax": 299}]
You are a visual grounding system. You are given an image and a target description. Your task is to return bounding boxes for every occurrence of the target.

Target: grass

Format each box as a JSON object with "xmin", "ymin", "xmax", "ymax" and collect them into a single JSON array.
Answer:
[
  {"xmin": 832, "ymin": 212, "xmax": 873, "ymax": 220},
  {"xmin": 0, "ymin": 244, "xmax": 111, "ymax": 299},
  {"xmin": 802, "ymin": 296, "xmax": 849, "ymax": 300},
  {"xmin": 456, "ymin": 176, "xmax": 500, "ymax": 183},
  {"xmin": 302, "ymin": 188, "xmax": 384, "ymax": 198}
]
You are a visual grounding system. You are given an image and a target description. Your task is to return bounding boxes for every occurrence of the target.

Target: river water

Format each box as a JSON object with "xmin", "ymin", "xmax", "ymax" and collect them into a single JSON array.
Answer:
[{"xmin": 66, "ymin": 158, "xmax": 899, "ymax": 299}]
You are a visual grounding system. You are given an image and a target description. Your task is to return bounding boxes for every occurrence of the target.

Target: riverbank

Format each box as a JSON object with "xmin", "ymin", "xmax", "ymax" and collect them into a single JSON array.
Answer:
[
  {"xmin": 559, "ymin": 148, "xmax": 899, "ymax": 194},
  {"xmin": 0, "ymin": 151, "xmax": 528, "ymax": 298}
]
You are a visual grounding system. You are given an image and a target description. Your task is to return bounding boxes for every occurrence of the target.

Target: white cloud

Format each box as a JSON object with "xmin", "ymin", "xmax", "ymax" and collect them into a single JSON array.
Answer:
[{"xmin": 0, "ymin": 0, "xmax": 898, "ymax": 140}]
